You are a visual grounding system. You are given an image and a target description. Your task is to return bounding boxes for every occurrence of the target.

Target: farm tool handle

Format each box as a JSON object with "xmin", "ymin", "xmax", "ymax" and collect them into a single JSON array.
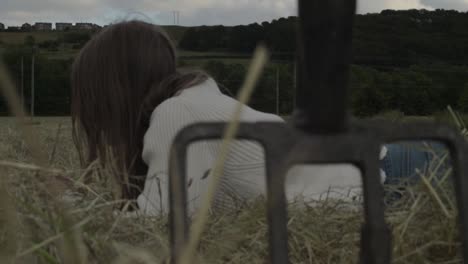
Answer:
[
  {"xmin": 297, "ymin": 1, "xmax": 391, "ymax": 263},
  {"xmin": 168, "ymin": 0, "xmax": 389, "ymax": 263},
  {"xmin": 295, "ymin": 0, "xmax": 355, "ymax": 134}
]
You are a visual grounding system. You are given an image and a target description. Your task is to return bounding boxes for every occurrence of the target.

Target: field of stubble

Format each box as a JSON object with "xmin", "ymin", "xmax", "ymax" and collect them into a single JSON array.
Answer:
[{"xmin": 0, "ymin": 116, "xmax": 462, "ymax": 264}]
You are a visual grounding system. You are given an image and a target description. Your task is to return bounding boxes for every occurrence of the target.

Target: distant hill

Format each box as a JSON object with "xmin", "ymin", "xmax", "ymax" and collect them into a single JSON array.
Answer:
[
  {"xmin": 0, "ymin": 26, "xmax": 189, "ymax": 61},
  {"xmin": 3, "ymin": 10, "xmax": 468, "ymax": 117},
  {"xmin": 177, "ymin": 9, "xmax": 468, "ymax": 67},
  {"xmin": 0, "ymin": 25, "xmax": 187, "ymax": 46},
  {"xmin": 3, "ymin": 9, "xmax": 468, "ymax": 67},
  {"xmin": 0, "ymin": 31, "xmax": 61, "ymax": 45}
]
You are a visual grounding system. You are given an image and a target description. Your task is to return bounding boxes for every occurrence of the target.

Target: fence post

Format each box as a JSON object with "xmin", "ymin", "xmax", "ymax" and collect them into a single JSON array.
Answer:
[
  {"xmin": 276, "ymin": 67, "xmax": 280, "ymax": 115},
  {"xmin": 31, "ymin": 54, "xmax": 35, "ymax": 117},
  {"xmin": 21, "ymin": 56, "xmax": 24, "ymax": 108}
]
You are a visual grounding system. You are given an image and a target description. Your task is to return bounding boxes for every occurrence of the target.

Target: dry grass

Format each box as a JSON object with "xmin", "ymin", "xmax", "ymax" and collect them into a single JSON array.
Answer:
[
  {"xmin": 0, "ymin": 46, "xmax": 466, "ymax": 263},
  {"xmin": 0, "ymin": 118, "xmax": 464, "ymax": 263}
]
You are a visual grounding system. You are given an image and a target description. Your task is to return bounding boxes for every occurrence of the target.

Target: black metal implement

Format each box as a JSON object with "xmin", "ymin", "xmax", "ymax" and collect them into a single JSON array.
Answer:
[
  {"xmin": 358, "ymin": 120, "xmax": 468, "ymax": 262},
  {"xmin": 295, "ymin": 0, "xmax": 355, "ymax": 134},
  {"xmin": 169, "ymin": 122, "xmax": 389, "ymax": 264},
  {"xmin": 168, "ymin": 0, "xmax": 468, "ymax": 263}
]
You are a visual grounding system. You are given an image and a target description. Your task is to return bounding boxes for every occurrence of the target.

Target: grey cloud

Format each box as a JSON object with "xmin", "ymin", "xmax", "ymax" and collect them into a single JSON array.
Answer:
[
  {"xmin": 420, "ymin": 0, "xmax": 468, "ymax": 10},
  {"xmin": 357, "ymin": 0, "xmax": 432, "ymax": 13},
  {"xmin": 104, "ymin": 0, "xmax": 297, "ymax": 26},
  {"xmin": 1, "ymin": 0, "xmax": 95, "ymax": 11},
  {"xmin": 0, "ymin": 0, "xmax": 106, "ymax": 25},
  {"xmin": 0, "ymin": 0, "xmax": 466, "ymax": 27},
  {"xmin": 174, "ymin": 2, "xmax": 296, "ymax": 26}
]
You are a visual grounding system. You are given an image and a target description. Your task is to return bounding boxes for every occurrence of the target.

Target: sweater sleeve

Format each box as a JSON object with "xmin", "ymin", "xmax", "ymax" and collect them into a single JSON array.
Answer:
[{"xmin": 137, "ymin": 98, "xmax": 195, "ymax": 215}]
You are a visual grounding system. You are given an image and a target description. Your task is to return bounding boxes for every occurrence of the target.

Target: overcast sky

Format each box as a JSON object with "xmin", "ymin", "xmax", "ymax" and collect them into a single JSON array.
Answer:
[{"xmin": 1, "ymin": 0, "xmax": 468, "ymax": 27}]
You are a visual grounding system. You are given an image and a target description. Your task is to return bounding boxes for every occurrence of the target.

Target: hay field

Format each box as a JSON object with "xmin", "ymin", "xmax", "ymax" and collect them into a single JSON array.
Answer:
[{"xmin": 0, "ymin": 116, "xmax": 463, "ymax": 263}]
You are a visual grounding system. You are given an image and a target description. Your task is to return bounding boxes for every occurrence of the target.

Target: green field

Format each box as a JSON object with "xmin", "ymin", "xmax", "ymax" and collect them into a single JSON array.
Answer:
[
  {"xmin": 0, "ymin": 31, "xmax": 61, "ymax": 45},
  {"xmin": 0, "ymin": 117, "xmax": 75, "ymax": 167},
  {"xmin": 0, "ymin": 31, "xmax": 256, "ymax": 66}
]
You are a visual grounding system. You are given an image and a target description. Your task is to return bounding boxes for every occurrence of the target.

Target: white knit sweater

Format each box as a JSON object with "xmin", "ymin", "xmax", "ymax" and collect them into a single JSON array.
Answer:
[{"xmin": 136, "ymin": 78, "xmax": 367, "ymax": 216}]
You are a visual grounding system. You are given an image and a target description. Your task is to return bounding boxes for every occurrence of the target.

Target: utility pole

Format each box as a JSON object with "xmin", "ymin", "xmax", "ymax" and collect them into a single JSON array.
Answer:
[
  {"xmin": 21, "ymin": 56, "xmax": 24, "ymax": 108},
  {"xmin": 31, "ymin": 54, "xmax": 35, "ymax": 117},
  {"xmin": 293, "ymin": 60, "xmax": 297, "ymax": 110},
  {"xmin": 173, "ymin": 11, "xmax": 180, "ymax": 25},
  {"xmin": 276, "ymin": 67, "xmax": 280, "ymax": 115}
]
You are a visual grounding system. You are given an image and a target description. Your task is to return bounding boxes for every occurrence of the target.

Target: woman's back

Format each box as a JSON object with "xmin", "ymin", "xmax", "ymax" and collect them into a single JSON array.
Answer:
[
  {"xmin": 137, "ymin": 78, "xmax": 282, "ymax": 215},
  {"xmin": 137, "ymin": 78, "xmax": 364, "ymax": 215},
  {"xmin": 69, "ymin": 20, "xmax": 365, "ymax": 216}
]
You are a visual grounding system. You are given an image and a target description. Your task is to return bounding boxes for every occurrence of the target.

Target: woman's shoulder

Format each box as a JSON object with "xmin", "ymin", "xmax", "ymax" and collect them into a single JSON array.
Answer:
[
  {"xmin": 151, "ymin": 77, "xmax": 217, "ymax": 115},
  {"xmin": 147, "ymin": 96, "xmax": 195, "ymax": 128},
  {"xmin": 152, "ymin": 95, "xmax": 190, "ymax": 113},
  {"xmin": 149, "ymin": 77, "xmax": 284, "ymax": 126}
]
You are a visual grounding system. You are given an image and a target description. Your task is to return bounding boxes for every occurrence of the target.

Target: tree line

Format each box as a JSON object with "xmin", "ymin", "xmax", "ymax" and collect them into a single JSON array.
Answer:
[
  {"xmin": 179, "ymin": 9, "xmax": 468, "ymax": 66},
  {"xmin": 2, "ymin": 9, "xmax": 468, "ymax": 116},
  {"xmin": 3, "ymin": 52, "xmax": 465, "ymax": 117},
  {"xmin": 177, "ymin": 9, "xmax": 468, "ymax": 115}
]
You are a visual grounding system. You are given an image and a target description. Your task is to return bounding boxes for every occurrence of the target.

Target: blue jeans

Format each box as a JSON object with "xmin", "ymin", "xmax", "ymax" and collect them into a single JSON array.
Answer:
[
  {"xmin": 381, "ymin": 141, "xmax": 451, "ymax": 202},
  {"xmin": 381, "ymin": 141, "xmax": 450, "ymax": 184}
]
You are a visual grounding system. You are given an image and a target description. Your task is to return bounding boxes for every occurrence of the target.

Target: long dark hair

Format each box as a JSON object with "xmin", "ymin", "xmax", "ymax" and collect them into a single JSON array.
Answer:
[{"xmin": 71, "ymin": 20, "xmax": 207, "ymax": 201}]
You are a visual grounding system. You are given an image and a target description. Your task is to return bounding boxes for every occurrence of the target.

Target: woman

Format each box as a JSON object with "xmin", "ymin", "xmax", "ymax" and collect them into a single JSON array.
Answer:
[{"xmin": 71, "ymin": 20, "xmax": 365, "ymax": 216}]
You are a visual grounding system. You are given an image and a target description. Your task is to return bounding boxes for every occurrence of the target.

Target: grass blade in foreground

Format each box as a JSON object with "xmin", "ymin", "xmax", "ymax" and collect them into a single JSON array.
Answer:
[
  {"xmin": 177, "ymin": 45, "xmax": 270, "ymax": 264},
  {"xmin": 0, "ymin": 59, "xmax": 87, "ymax": 263}
]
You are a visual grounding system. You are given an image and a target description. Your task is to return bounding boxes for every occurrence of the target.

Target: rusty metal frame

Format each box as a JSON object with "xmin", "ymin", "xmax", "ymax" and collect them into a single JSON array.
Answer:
[{"xmin": 167, "ymin": 0, "xmax": 468, "ymax": 263}]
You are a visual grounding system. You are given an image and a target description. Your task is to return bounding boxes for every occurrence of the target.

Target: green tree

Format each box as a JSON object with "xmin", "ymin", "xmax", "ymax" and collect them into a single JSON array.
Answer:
[
  {"xmin": 203, "ymin": 61, "xmax": 228, "ymax": 81},
  {"xmin": 458, "ymin": 83, "xmax": 468, "ymax": 113},
  {"xmin": 350, "ymin": 66, "xmax": 387, "ymax": 116},
  {"xmin": 391, "ymin": 70, "xmax": 435, "ymax": 115},
  {"xmin": 61, "ymin": 31, "xmax": 92, "ymax": 47},
  {"xmin": 24, "ymin": 35, "xmax": 35, "ymax": 47}
]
